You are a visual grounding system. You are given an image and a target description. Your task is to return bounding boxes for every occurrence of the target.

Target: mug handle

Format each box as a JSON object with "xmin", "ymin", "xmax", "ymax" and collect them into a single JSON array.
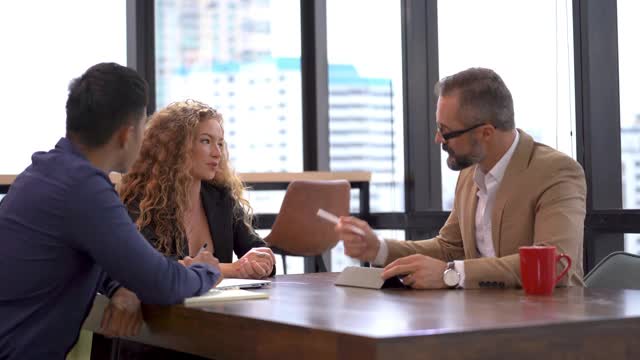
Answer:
[{"xmin": 554, "ymin": 253, "xmax": 572, "ymax": 285}]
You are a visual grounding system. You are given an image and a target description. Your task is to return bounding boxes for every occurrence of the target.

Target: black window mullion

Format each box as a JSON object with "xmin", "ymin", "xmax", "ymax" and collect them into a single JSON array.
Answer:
[
  {"xmin": 126, "ymin": 0, "xmax": 156, "ymax": 115},
  {"xmin": 402, "ymin": 0, "xmax": 442, "ymax": 239},
  {"xmin": 573, "ymin": 0, "xmax": 624, "ymax": 272},
  {"xmin": 301, "ymin": 0, "xmax": 329, "ymax": 172},
  {"xmin": 301, "ymin": 0, "xmax": 330, "ymax": 272}
]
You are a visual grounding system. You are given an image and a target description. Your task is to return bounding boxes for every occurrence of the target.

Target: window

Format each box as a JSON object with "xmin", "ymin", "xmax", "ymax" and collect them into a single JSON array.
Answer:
[
  {"xmin": 326, "ymin": 0, "xmax": 404, "ymax": 271},
  {"xmin": 625, "ymin": 233, "xmax": 640, "ymax": 255},
  {"xmin": 326, "ymin": 0, "xmax": 404, "ymax": 213},
  {"xmin": 618, "ymin": 0, "xmax": 640, "ymax": 209},
  {"xmin": 155, "ymin": 0, "xmax": 302, "ymax": 175},
  {"xmin": 155, "ymin": 0, "xmax": 302, "ymax": 222},
  {"xmin": 0, "ymin": 1, "xmax": 126, "ymax": 175},
  {"xmin": 437, "ymin": 0, "xmax": 575, "ymax": 210}
]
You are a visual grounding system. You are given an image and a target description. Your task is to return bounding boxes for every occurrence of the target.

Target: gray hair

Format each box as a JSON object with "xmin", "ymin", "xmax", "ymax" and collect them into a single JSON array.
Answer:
[{"xmin": 434, "ymin": 67, "xmax": 515, "ymax": 130}]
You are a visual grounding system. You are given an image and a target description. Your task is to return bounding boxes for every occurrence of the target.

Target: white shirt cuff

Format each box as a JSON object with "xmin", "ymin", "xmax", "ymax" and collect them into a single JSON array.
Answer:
[
  {"xmin": 373, "ymin": 236, "xmax": 388, "ymax": 266},
  {"xmin": 454, "ymin": 260, "xmax": 466, "ymax": 288}
]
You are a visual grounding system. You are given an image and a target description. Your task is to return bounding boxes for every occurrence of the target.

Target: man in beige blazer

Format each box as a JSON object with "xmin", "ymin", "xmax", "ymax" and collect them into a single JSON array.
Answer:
[{"xmin": 336, "ymin": 67, "xmax": 586, "ymax": 289}]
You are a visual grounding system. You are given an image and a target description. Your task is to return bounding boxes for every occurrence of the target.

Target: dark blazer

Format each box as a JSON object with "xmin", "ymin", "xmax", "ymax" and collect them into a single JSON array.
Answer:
[
  {"xmin": 113, "ymin": 182, "xmax": 271, "ymax": 360},
  {"xmin": 137, "ymin": 181, "xmax": 267, "ymax": 262}
]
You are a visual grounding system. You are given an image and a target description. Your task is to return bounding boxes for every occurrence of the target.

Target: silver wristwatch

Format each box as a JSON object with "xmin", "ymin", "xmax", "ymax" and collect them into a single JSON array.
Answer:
[{"xmin": 443, "ymin": 261, "xmax": 461, "ymax": 288}]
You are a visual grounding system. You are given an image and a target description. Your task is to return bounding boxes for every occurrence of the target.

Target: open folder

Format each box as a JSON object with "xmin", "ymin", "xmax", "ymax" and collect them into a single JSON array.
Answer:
[{"xmin": 184, "ymin": 288, "xmax": 268, "ymax": 307}]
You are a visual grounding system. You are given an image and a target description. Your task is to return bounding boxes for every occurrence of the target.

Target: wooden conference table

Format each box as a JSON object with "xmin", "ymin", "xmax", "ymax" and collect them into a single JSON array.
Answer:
[{"xmin": 83, "ymin": 272, "xmax": 640, "ymax": 359}]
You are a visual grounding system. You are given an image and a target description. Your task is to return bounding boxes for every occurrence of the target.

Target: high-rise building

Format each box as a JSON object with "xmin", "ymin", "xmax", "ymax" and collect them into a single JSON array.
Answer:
[
  {"xmin": 156, "ymin": 0, "xmax": 274, "ymax": 106},
  {"xmin": 328, "ymin": 64, "xmax": 402, "ymax": 211},
  {"xmin": 155, "ymin": 56, "xmax": 403, "ymax": 210},
  {"xmin": 154, "ymin": 0, "xmax": 404, "ymax": 213},
  {"xmin": 621, "ymin": 115, "xmax": 640, "ymax": 254}
]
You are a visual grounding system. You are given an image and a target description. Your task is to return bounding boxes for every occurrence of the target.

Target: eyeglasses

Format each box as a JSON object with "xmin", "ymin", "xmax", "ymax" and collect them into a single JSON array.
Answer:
[{"xmin": 438, "ymin": 123, "xmax": 487, "ymax": 141}]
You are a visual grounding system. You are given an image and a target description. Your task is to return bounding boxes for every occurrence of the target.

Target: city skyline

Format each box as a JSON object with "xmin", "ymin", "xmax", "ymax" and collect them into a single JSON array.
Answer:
[
  {"xmin": 1, "ymin": 0, "xmax": 638, "ymax": 260},
  {"xmin": 155, "ymin": 0, "xmax": 405, "ymax": 216}
]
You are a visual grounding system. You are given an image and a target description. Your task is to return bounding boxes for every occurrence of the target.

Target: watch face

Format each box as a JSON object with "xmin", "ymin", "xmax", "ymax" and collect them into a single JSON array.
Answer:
[{"xmin": 443, "ymin": 269, "xmax": 460, "ymax": 287}]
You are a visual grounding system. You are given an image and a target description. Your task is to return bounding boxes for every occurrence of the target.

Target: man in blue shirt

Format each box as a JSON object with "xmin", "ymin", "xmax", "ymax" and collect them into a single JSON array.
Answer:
[{"xmin": 0, "ymin": 63, "xmax": 222, "ymax": 359}]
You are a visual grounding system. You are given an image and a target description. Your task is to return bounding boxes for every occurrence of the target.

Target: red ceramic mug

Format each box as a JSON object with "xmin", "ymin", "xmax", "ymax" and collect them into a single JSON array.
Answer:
[{"xmin": 519, "ymin": 246, "xmax": 571, "ymax": 295}]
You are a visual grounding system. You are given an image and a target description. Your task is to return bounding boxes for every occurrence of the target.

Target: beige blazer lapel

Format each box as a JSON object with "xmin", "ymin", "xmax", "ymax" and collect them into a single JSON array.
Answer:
[
  {"xmin": 491, "ymin": 130, "xmax": 535, "ymax": 256},
  {"xmin": 460, "ymin": 174, "xmax": 480, "ymax": 259}
]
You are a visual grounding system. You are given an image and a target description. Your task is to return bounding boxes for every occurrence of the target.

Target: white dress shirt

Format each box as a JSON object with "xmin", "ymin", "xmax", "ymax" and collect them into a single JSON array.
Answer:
[{"xmin": 374, "ymin": 131, "xmax": 520, "ymax": 288}]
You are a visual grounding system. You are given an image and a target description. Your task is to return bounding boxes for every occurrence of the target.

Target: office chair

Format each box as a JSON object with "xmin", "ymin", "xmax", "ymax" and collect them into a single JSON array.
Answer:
[
  {"xmin": 584, "ymin": 251, "xmax": 640, "ymax": 289},
  {"xmin": 265, "ymin": 180, "xmax": 351, "ymax": 273}
]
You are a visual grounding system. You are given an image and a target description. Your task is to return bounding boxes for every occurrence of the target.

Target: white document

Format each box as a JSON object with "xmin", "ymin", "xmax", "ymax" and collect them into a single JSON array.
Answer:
[{"xmin": 184, "ymin": 288, "xmax": 268, "ymax": 307}]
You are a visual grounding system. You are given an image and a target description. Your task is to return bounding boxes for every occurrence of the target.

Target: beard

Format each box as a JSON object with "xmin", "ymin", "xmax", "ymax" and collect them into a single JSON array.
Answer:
[{"xmin": 443, "ymin": 139, "xmax": 484, "ymax": 171}]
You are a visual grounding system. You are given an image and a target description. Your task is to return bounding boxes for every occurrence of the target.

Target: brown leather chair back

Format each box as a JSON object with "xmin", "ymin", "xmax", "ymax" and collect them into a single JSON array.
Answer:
[{"xmin": 265, "ymin": 180, "xmax": 350, "ymax": 256}]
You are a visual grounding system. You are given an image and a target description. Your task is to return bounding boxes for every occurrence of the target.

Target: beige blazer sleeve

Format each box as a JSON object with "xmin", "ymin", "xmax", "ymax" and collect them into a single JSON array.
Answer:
[
  {"xmin": 385, "ymin": 209, "xmax": 466, "ymax": 263},
  {"xmin": 385, "ymin": 174, "xmax": 467, "ymax": 263}
]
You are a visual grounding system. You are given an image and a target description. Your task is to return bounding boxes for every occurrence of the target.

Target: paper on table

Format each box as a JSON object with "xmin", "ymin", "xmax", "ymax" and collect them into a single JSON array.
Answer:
[{"xmin": 184, "ymin": 288, "xmax": 268, "ymax": 307}]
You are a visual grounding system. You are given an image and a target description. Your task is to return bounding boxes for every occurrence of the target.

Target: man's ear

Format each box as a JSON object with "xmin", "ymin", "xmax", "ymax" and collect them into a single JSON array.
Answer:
[
  {"xmin": 115, "ymin": 125, "xmax": 133, "ymax": 149},
  {"xmin": 482, "ymin": 124, "xmax": 495, "ymax": 139}
]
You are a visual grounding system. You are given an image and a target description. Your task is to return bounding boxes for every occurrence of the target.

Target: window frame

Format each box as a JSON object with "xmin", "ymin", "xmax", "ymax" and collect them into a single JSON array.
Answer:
[{"xmin": 3, "ymin": 0, "xmax": 637, "ymax": 274}]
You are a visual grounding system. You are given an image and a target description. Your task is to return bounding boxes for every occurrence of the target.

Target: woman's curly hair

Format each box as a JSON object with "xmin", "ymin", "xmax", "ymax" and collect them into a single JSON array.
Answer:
[{"xmin": 118, "ymin": 99, "xmax": 253, "ymax": 257}]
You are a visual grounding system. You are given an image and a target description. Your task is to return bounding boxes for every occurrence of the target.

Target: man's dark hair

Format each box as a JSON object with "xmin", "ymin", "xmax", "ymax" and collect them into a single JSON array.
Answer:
[
  {"xmin": 434, "ymin": 67, "xmax": 514, "ymax": 130},
  {"xmin": 66, "ymin": 62, "xmax": 148, "ymax": 147}
]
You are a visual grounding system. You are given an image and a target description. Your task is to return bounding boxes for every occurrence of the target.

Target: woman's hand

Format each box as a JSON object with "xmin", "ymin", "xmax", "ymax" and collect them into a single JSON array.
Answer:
[
  {"xmin": 223, "ymin": 248, "xmax": 275, "ymax": 279},
  {"xmin": 244, "ymin": 247, "xmax": 275, "ymax": 269}
]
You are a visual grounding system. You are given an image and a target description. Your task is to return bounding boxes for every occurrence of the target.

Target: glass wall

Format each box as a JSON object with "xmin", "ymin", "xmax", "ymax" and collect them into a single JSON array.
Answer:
[
  {"xmin": 0, "ymin": 0, "xmax": 634, "ymax": 273},
  {"xmin": 326, "ymin": 0, "xmax": 404, "ymax": 214},
  {"xmin": 625, "ymin": 233, "xmax": 640, "ymax": 256},
  {"xmin": 0, "ymin": 1, "xmax": 127, "ymax": 175},
  {"xmin": 618, "ymin": 0, "xmax": 640, "ymax": 211},
  {"xmin": 437, "ymin": 0, "xmax": 575, "ymax": 210},
  {"xmin": 155, "ymin": 0, "xmax": 302, "ymax": 174},
  {"xmin": 326, "ymin": 0, "xmax": 404, "ymax": 269},
  {"xmin": 155, "ymin": 0, "xmax": 302, "ymax": 217},
  {"xmin": 618, "ymin": 0, "xmax": 640, "ymax": 255}
]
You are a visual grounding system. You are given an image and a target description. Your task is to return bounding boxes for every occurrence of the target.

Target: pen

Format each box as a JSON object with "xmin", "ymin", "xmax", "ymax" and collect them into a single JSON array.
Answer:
[
  {"xmin": 196, "ymin": 243, "xmax": 208, "ymax": 257},
  {"xmin": 316, "ymin": 208, "xmax": 366, "ymax": 236}
]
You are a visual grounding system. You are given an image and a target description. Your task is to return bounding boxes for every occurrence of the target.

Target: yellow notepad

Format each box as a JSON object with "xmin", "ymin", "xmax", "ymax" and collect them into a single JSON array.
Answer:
[{"xmin": 184, "ymin": 288, "xmax": 268, "ymax": 307}]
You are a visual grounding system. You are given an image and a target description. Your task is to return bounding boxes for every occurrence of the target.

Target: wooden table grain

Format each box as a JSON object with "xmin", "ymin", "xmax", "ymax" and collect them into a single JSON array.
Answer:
[{"xmin": 83, "ymin": 272, "xmax": 640, "ymax": 359}]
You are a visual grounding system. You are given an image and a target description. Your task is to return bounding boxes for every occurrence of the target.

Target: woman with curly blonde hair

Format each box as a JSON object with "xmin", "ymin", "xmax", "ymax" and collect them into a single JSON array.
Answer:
[
  {"xmin": 119, "ymin": 99, "xmax": 275, "ymax": 276},
  {"xmin": 106, "ymin": 100, "xmax": 275, "ymax": 359}
]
